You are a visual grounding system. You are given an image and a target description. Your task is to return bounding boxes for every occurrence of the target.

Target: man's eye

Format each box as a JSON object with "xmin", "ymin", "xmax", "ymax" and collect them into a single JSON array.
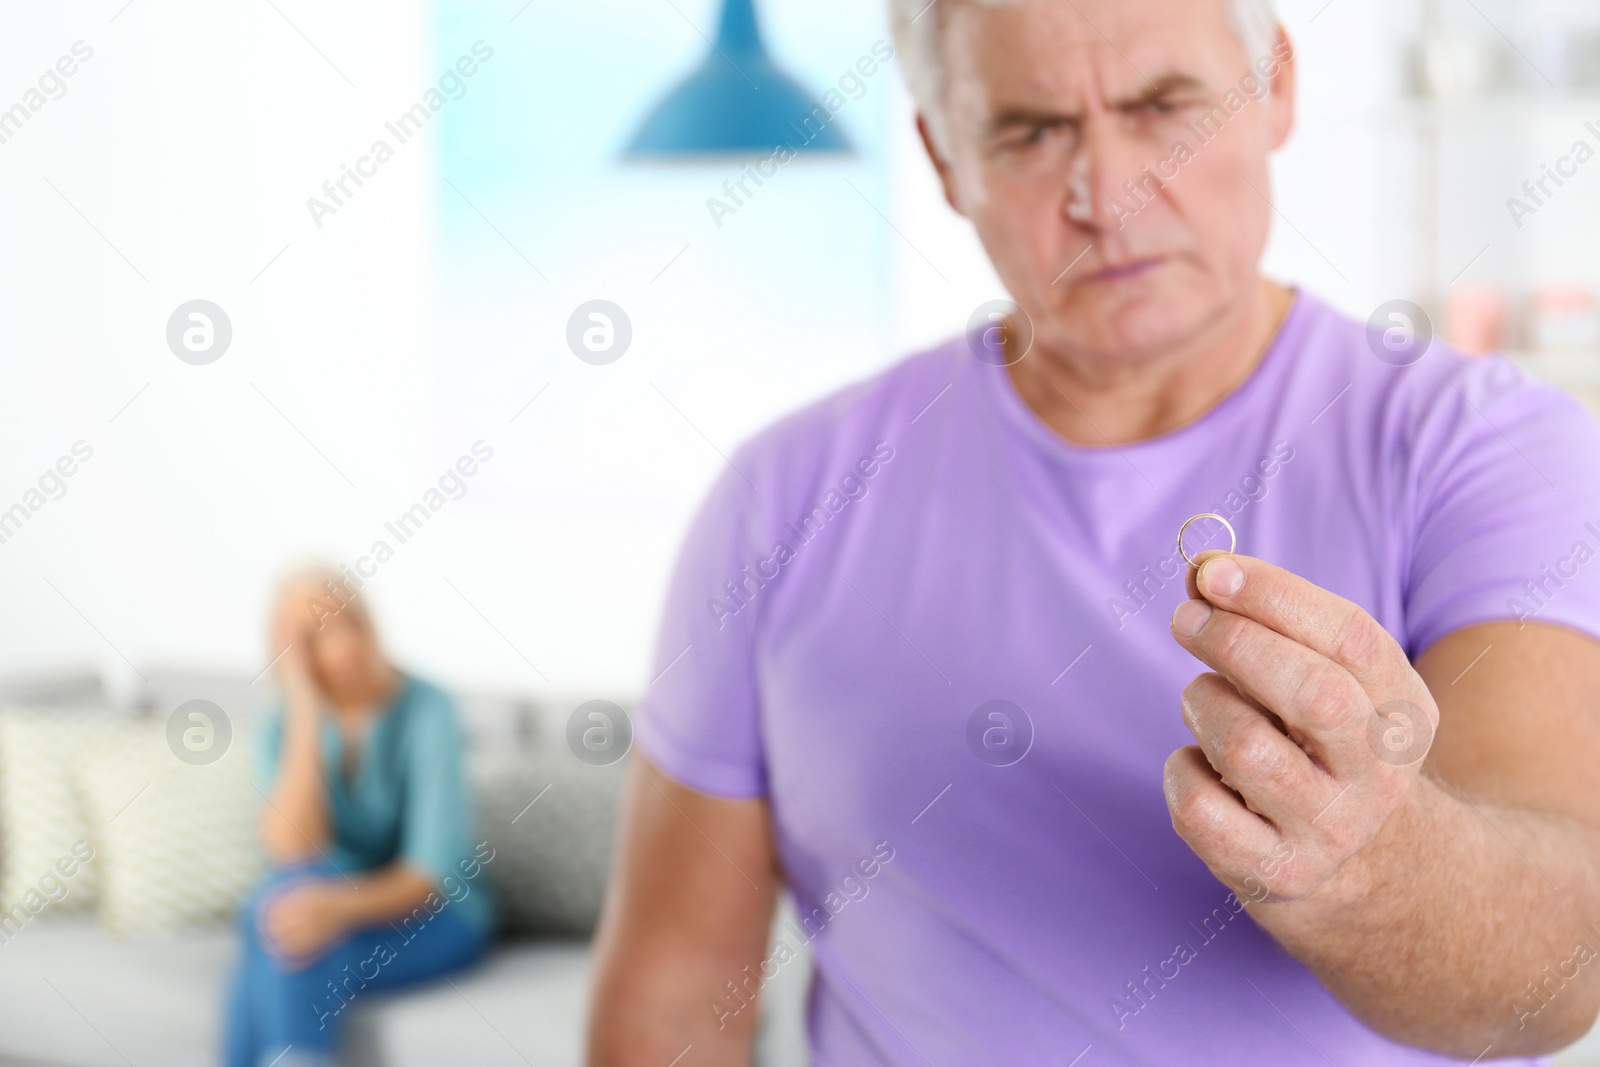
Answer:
[
  {"xmin": 993, "ymin": 129, "xmax": 1041, "ymax": 153},
  {"xmin": 1139, "ymin": 98, "xmax": 1185, "ymax": 115},
  {"xmin": 1021, "ymin": 123, "xmax": 1068, "ymax": 146},
  {"xmin": 991, "ymin": 121, "xmax": 1077, "ymax": 155}
]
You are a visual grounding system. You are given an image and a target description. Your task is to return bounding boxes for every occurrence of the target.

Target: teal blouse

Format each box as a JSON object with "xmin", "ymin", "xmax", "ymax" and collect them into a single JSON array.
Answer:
[{"xmin": 254, "ymin": 674, "xmax": 494, "ymax": 934}]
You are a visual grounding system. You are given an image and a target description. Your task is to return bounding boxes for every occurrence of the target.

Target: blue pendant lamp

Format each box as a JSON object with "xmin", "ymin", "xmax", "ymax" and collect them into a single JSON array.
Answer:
[{"xmin": 625, "ymin": 0, "xmax": 851, "ymax": 158}]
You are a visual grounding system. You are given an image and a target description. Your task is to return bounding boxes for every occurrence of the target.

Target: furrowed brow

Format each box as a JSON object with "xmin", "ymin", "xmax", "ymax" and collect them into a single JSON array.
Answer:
[
  {"xmin": 1109, "ymin": 72, "xmax": 1207, "ymax": 110},
  {"xmin": 984, "ymin": 105, "xmax": 1082, "ymax": 139}
]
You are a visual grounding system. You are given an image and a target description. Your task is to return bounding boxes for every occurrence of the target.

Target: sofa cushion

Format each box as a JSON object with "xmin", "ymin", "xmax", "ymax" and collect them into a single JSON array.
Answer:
[
  {"xmin": 475, "ymin": 748, "xmax": 626, "ymax": 938},
  {"xmin": 0, "ymin": 915, "xmax": 237, "ymax": 1067},
  {"xmin": 76, "ymin": 717, "xmax": 260, "ymax": 935},
  {"xmin": 0, "ymin": 916, "xmax": 593, "ymax": 1067},
  {"xmin": 0, "ymin": 706, "xmax": 108, "ymax": 917},
  {"xmin": 357, "ymin": 939, "xmax": 591, "ymax": 1066}
]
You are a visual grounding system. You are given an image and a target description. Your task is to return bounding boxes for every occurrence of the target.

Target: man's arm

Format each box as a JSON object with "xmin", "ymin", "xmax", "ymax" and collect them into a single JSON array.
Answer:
[
  {"xmin": 587, "ymin": 752, "xmax": 780, "ymax": 1066},
  {"xmin": 1166, "ymin": 552, "xmax": 1600, "ymax": 1057},
  {"xmin": 1271, "ymin": 619, "xmax": 1600, "ymax": 1054}
]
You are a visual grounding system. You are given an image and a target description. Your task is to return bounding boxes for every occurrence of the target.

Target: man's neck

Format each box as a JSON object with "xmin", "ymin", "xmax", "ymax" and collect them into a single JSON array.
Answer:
[{"xmin": 1005, "ymin": 279, "xmax": 1295, "ymax": 449}]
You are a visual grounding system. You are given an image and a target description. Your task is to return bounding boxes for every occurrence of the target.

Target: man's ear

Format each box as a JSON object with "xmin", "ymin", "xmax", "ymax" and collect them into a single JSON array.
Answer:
[
  {"xmin": 916, "ymin": 112, "xmax": 967, "ymax": 218},
  {"xmin": 1266, "ymin": 26, "xmax": 1297, "ymax": 151}
]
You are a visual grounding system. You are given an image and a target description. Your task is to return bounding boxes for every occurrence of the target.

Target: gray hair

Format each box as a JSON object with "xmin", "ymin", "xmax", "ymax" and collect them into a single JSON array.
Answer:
[{"xmin": 889, "ymin": 0, "xmax": 1279, "ymax": 141}]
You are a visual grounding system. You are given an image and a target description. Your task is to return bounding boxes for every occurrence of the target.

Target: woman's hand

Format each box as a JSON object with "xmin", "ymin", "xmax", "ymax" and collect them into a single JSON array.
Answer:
[
  {"xmin": 271, "ymin": 595, "xmax": 321, "ymax": 716},
  {"xmin": 262, "ymin": 879, "xmax": 354, "ymax": 967},
  {"xmin": 259, "ymin": 580, "xmax": 343, "ymax": 864}
]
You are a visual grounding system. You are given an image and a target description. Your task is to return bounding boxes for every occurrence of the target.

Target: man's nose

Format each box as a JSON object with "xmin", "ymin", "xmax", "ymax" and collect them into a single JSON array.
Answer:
[{"xmin": 1062, "ymin": 117, "xmax": 1161, "ymax": 235}]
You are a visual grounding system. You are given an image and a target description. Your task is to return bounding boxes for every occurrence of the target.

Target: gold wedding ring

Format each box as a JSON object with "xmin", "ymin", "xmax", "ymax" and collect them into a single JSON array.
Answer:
[{"xmin": 1177, "ymin": 513, "xmax": 1236, "ymax": 569}]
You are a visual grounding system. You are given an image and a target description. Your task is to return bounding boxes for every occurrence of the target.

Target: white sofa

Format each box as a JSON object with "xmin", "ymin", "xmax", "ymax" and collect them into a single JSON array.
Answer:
[
  {"xmin": 0, "ymin": 919, "xmax": 590, "ymax": 1066},
  {"xmin": 0, "ymin": 668, "xmax": 810, "ymax": 1067}
]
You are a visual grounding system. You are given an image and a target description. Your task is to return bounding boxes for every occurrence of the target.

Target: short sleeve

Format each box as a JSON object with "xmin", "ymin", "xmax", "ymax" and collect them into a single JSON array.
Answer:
[
  {"xmin": 634, "ymin": 464, "xmax": 767, "ymax": 799},
  {"xmin": 397, "ymin": 689, "xmax": 473, "ymax": 883},
  {"xmin": 1404, "ymin": 359, "xmax": 1600, "ymax": 660}
]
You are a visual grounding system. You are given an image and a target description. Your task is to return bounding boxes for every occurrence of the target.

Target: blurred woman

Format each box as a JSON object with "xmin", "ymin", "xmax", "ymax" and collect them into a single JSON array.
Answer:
[{"xmin": 224, "ymin": 568, "xmax": 494, "ymax": 1067}]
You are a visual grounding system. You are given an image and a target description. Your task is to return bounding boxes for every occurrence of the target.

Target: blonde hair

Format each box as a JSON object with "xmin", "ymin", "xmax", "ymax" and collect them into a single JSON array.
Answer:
[{"xmin": 274, "ymin": 562, "xmax": 375, "ymax": 634}]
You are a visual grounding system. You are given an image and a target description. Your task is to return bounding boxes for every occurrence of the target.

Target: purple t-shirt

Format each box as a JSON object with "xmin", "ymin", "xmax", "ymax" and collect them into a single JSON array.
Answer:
[{"xmin": 636, "ymin": 289, "xmax": 1600, "ymax": 1065}]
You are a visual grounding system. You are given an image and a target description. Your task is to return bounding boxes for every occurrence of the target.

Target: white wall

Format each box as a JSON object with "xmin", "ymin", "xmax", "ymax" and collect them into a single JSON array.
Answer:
[
  {"xmin": 1, "ymin": 0, "xmax": 1594, "ymax": 713},
  {"xmin": 0, "ymin": 0, "xmax": 902, "ymax": 708},
  {"xmin": 0, "ymin": 0, "xmax": 439, "ymax": 701}
]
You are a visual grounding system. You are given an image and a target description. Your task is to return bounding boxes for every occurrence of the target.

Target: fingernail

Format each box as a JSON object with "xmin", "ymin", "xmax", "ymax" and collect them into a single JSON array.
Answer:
[
  {"xmin": 1172, "ymin": 599, "xmax": 1213, "ymax": 638},
  {"xmin": 1201, "ymin": 557, "xmax": 1245, "ymax": 598}
]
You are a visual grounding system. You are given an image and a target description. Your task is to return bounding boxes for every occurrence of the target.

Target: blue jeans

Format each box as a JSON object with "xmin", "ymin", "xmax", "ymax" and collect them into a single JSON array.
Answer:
[{"xmin": 223, "ymin": 861, "xmax": 489, "ymax": 1067}]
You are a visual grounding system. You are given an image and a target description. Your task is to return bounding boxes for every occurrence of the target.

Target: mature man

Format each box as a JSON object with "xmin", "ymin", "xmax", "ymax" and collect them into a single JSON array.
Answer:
[{"xmin": 588, "ymin": 0, "xmax": 1600, "ymax": 1062}]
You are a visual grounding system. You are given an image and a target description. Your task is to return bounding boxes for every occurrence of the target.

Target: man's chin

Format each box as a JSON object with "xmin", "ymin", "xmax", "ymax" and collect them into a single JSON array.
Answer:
[{"xmin": 1047, "ymin": 281, "xmax": 1207, "ymax": 357}]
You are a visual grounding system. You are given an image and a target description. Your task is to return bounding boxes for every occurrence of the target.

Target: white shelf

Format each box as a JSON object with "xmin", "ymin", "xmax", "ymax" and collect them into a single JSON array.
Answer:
[
  {"xmin": 1508, "ymin": 350, "xmax": 1600, "ymax": 390},
  {"xmin": 1406, "ymin": 90, "xmax": 1600, "ymax": 119}
]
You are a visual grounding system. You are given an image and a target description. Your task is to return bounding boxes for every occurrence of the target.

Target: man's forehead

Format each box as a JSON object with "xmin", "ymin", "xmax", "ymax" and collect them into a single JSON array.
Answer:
[{"xmin": 942, "ymin": 0, "xmax": 1238, "ymax": 102}]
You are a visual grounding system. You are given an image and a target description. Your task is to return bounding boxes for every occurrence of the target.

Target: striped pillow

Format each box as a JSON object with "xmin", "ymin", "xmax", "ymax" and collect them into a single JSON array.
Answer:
[
  {"xmin": 0, "ymin": 707, "xmax": 104, "ymax": 922},
  {"xmin": 74, "ymin": 717, "xmax": 262, "ymax": 935}
]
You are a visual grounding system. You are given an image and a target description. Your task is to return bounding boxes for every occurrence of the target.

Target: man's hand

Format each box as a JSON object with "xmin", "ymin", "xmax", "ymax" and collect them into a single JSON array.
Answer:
[
  {"xmin": 1163, "ymin": 549, "xmax": 1439, "ymax": 903},
  {"xmin": 262, "ymin": 879, "xmax": 354, "ymax": 967}
]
